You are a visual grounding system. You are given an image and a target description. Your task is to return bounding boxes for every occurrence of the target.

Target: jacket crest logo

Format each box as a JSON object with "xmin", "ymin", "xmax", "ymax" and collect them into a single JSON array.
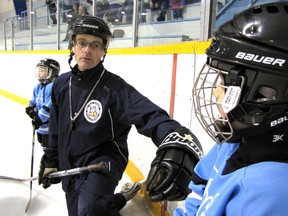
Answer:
[{"xmin": 84, "ymin": 100, "xmax": 102, "ymax": 123}]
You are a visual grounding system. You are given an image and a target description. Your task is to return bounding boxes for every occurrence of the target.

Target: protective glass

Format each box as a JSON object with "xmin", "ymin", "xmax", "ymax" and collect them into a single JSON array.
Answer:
[{"xmin": 75, "ymin": 40, "xmax": 104, "ymax": 50}]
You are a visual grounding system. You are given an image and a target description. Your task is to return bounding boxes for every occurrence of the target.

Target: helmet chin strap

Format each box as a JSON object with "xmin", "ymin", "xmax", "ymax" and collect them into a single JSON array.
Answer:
[
  {"xmin": 68, "ymin": 51, "xmax": 74, "ymax": 70},
  {"xmin": 68, "ymin": 51, "xmax": 80, "ymax": 75},
  {"xmin": 101, "ymin": 51, "xmax": 107, "ymax": 63}
]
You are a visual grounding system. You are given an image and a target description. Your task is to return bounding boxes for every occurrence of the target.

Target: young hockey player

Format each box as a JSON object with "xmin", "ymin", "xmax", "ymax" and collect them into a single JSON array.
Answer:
[
  {"xmin": 25, "ymin": 58, "xmax": 60, "ymax": 151},
  {"xmin": 38, "ymin": 16, "xmax": 203, "ymax": 216},
  {"xmin": 174, "ymin": 2, "xmax": 288, "ymax": 215}
]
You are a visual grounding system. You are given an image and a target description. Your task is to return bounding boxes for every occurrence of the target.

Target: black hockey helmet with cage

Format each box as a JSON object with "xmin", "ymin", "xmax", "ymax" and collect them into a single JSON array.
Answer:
[
  {"xmin": 69, "ymin": 16, "xmax": 112, "ymax": 50},
  {"xmin": 192, "ymin": 2, "xmax": 288, "ymax": 143},
  {"xmin": 36, "ymin": 58, "xmax": 60, "ymax": 84}
]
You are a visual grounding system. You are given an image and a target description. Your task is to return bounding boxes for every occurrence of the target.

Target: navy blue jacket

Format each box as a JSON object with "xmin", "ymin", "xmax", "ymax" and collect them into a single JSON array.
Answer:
[{"xmin": 46, "ymin": 63, "xmax": 182, "ymax": 191}]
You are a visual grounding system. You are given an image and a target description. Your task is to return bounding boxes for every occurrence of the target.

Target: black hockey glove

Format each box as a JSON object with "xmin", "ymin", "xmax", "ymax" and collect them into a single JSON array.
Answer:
[
  {"xmin": 25, "ymin": 105, "xmax": 37, "ymax": 119},
  {"xmin": 38, "ymin": 155, "xmax": 61, "ymax": 189},
  {"xmin": 146, "ymin": 127, "xmax": 203, "ymax": 202},
  {"xmin": 32, "ymin": 115, "xmax": 42, "ymax": 130}
]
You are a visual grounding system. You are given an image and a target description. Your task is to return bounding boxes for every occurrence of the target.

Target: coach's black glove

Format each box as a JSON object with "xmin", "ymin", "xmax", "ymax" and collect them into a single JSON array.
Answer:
[
  {"xmin": 25, "ymin": 105, "xmax": 37, "ymax": 119},
  {"xmin": 38, "ymin": 155, "xmax": 61, "ymax": 189},
  {"xmin": 32, "ymin": 115, "xmax": 43, "ymax": 130},
  {"xmin": 146, "ymin": 127, "xmax": 203, "ymax": 202}
]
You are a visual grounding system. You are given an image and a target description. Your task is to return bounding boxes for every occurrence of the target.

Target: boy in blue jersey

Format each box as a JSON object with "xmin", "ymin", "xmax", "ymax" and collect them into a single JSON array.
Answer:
[
  {"xmin": 25, "ymin": 58, "xmax": 60, "ymax": 151},
  {"xmin": 174, "ymin": 2, "xmax": 288, "ymax": 216}
]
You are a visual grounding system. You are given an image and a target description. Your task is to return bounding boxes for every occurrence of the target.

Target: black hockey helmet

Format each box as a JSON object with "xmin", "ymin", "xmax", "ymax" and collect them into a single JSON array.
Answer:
[
  {"xmin": 36, "ymin": 58, "xmax": 60, "ymax": 84},
  {"xmin": 69, "ymin": 15, "xmax": 112, "ymax": 50},
  {"xmin": 192, "ymin": 2, "xmax": 288, "ymax": 143}
]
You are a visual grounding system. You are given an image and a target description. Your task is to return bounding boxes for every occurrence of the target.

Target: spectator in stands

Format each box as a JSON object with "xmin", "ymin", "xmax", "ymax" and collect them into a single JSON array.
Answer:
[
  {"xmin": 95, "ymin": 0, "xmax": 111, "ymax": 19},
  {"xmin": 103, "ymin": 12, "xmax": 118, "ymax": 26},
  {"xmin": 118, "ymin": 0, "xmax": 134, "ymax": 24},
  {"xmin": 170, "ymin": 0, "xmax": 185, "ymax": 20},
  {"xmin": 61, "ymin": 0, "xmax": 74, "ymax": 23},
  {"xmin": 63, "ymin": 3, "xmax": 80, "ymax": 41},
  {"xmin": 82, "ymin": 0, "xmax": 93, "ymax": 15},
  {"xmin": 150, "ymin": 0, "xmax": 169, "ymax": 21},
  {"xmin": 45, "ymin": 0, "xmax": 57, "ymax": 25},
  {"xmin": 150, "ymin": 0, "xmax": 160, "ymax": 11},
  {"xmin": 79, "ymin": 4, "xmax": 90, "ymax": 16}
]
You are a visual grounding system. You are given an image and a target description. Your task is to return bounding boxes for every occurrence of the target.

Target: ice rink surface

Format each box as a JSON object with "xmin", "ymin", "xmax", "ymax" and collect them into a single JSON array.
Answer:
[{"xmin": 0, "ymin": 96, "xmax": 152, "ymax": 216}]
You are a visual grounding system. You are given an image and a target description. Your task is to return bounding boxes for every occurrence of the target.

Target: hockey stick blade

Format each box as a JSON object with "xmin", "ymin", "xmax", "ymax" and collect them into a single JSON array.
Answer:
[{"xmin": 0, "ymin": 161, "xmax": 109, "ymax": 182}]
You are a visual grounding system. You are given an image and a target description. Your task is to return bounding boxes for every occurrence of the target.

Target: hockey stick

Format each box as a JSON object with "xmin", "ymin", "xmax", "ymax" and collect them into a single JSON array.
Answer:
[
  {"xmin": 0, "ymin": 161, "xmax": 109, "ymax": 182},
  {"xmin": 25, "ymin": 126, "xmax": 36, "ymax": 212},
  {"xmin": 47, "ymin": 161, "xmax": 109, "ymax": 178},
  {"xmin": 0, "ymin": 175, "xmax": 37, "ymax": 182}
]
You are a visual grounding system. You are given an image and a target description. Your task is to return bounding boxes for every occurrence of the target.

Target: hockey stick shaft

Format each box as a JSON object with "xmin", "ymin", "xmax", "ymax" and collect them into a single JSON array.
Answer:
[
  {"xmin": 25, "ymin": 126, "xmax": 36, "ymax": 212},
  {"xmin": 0, "ymin": 176, "xmax": 37, "ymax": 182},
  {"xmin": 0, "ymin": 161, "xmax": 109, "ymax": 182},
  {"xmin": 47, "ymin": 161, "xmax": 109, "ymax": 178}
]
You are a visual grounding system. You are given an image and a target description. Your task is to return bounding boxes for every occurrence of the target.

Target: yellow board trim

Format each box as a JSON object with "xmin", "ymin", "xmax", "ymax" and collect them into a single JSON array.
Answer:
[
  {"xmin": 0, "ymin": 89, "xmax": 29, "ymax": 106},
  {"xmin": 0, "ymin": 41, "xmax": 211, "ymax": 55}
]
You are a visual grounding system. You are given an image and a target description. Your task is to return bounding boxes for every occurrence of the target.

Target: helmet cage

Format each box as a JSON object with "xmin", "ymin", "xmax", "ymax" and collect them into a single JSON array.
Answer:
[
  {"xmin": 35, "ymin": 65, "xmax": 52, "ymax": 84},
  {"xmin": 193, "ymin": 62, "xmax": 240, "ymax": 143},
  {"xmin": 193, "ymin": 57, "xmax": 288, "ymax": 143},
  {"xmin": 35, "ymin": 59, "xmax": 60, "ymax": 84}
]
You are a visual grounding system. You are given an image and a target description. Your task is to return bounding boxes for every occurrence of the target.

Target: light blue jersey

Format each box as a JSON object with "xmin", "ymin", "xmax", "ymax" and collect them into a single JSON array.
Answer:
[
  {"xmin": 174, "ymin": 142, "xmax": 288, "ymax": 216},
  {"xmin": 29, "ymin": 82, "xmax": 52, "ymax": 135}
]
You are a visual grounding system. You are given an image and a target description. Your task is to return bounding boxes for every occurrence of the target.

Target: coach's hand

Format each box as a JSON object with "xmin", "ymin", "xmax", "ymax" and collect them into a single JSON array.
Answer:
[
  {"xmin": 146, "ymin": 127, "xmax": 203, "ymax": 201},
  {"xmin": 38, "ymin": 155, "xmax": 61, "ymax": 189}
]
